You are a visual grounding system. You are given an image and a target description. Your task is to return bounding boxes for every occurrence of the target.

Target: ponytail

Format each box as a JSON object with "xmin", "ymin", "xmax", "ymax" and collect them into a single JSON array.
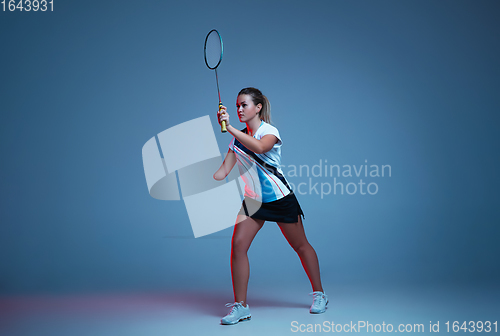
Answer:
[
  {"xmin": 238, "ymin": 87, "xmax": 272, "ymax": 124},
  {"xmin": 259, "ymin": 95, "xmax": 272, "ymax": 124}
]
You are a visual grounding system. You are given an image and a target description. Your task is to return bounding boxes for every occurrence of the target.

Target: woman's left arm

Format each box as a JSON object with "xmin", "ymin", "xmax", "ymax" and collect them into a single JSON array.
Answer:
[{"xmin": 226, "ymin": 125, "xmax": 278, "ymax": 154}]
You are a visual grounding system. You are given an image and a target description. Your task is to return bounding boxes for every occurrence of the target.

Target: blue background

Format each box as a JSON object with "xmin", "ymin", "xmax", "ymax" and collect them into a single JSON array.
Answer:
[{"xmin": 1, "ymin": 0, "xmax": 499, "ymax": 298}]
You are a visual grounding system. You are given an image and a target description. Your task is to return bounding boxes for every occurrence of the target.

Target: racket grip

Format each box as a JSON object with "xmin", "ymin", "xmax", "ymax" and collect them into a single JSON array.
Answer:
[{"xmin": 219, "ymin": 102, "xmax": 227, "ymax": 133}]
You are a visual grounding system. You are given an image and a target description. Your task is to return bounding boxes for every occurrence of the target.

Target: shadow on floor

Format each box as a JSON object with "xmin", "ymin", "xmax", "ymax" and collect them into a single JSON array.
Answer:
[{"xmin": 154, "ymin": 290, "xmax": 310, "ymax": 317}]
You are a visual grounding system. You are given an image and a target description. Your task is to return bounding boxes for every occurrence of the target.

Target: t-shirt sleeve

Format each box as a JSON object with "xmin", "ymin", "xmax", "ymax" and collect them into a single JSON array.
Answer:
[
  {"xmin": 228, "ymin": 137, "xmax": 235, "ymax": 151},
  {"xmin": 262, "ymin": 125, "xmax": 282, "ymax": 146}
]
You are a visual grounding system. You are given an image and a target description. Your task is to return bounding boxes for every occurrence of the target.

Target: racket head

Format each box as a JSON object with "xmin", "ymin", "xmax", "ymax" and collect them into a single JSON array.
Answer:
[{"xmin": 204, "ymin": 29, "xmax": 223, "ymax": 69}]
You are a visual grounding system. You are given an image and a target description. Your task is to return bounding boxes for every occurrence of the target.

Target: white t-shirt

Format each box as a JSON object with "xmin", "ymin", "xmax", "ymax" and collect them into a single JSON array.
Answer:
[{"xmin": 229, "ymin": 120, "xmax": 292, "ymax": 203}]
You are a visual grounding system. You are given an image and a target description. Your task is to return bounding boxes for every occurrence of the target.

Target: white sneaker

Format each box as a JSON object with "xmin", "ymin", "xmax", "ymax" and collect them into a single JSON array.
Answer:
[
  {"xmin": 309, "ymin": 291, "xmax": 328, "ymax": 313},
  {"xmin": 220, "ymin": 301, "xmax": 251, "ymax": 325}
]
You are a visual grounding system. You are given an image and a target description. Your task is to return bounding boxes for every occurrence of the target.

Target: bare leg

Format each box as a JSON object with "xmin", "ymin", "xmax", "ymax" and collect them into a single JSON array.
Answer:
[
  {"xmin": 230, "ymin": 215, "xmax": 265, "ymax": 306},
  {"xmin": 277, "ymin": 216, "xmax": 324, "ymax": 292}
]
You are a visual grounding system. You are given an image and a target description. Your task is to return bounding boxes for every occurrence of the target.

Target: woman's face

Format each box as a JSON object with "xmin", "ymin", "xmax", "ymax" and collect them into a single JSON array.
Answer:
[{"xmin": 236, "ymin": 94, "xmax": 261, "ymax": 123}]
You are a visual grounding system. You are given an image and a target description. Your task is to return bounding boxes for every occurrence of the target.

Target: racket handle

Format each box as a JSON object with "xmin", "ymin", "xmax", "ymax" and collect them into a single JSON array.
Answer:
[{"xmin": 219, "ymin": 102, "xmax": 227, "ymax": 133}]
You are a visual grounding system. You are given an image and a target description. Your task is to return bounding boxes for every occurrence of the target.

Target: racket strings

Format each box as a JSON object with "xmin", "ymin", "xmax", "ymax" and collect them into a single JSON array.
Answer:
[{"xmin": 204, "ymin": 30, "xmax": 222, "ymax": 69}]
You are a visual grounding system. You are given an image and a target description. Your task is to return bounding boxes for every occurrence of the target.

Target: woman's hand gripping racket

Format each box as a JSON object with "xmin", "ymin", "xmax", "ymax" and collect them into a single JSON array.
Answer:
[{"xmin": 204, "ymin": 29, "xmax": 227, "ymax": 133}]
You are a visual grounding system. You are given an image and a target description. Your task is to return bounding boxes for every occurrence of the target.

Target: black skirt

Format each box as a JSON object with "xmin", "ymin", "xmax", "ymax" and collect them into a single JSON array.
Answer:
[{"xmin": 238, "ymin": 192, "xmax": 305, "ymax": 223}]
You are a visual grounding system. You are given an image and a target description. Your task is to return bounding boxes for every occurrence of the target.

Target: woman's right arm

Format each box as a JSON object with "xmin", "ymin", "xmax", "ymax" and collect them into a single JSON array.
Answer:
[{"xmin": 213, "ymin": 148, "xmax": 236, "ymax": 181}]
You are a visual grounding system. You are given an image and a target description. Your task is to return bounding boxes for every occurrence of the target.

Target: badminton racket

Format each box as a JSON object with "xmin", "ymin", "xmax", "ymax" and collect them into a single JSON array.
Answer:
[{"xmin": 204, "ymin": 29, "xmax": 226, "ymax": 132}]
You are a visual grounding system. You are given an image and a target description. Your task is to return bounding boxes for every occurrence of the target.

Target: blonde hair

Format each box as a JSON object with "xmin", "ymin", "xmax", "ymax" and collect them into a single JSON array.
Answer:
[{"xmin": 238, "ymin": 87, "xmax": 272, "ymax": 124}]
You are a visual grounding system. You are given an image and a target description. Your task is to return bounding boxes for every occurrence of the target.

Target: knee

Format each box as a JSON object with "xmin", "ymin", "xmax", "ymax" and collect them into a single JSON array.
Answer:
[
  {"xmin": 293, "ymin": 243, "xmax": 312, "ymax": 255},
  {"xmin": 231, "ymin": 240, "xmax": 249, "ymax": 258}
]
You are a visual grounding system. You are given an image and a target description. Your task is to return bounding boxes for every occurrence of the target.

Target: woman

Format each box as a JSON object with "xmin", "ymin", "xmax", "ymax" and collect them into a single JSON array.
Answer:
[{"xmin": 213, "ymin": 87, "xmax": 328, "ymax": 325}]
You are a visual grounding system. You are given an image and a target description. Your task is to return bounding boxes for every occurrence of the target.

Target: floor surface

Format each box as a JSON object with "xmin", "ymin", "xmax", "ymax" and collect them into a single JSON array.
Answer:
[{"xmin": 1, "ymin": 284, "xmax": 498, "ymax": 335}]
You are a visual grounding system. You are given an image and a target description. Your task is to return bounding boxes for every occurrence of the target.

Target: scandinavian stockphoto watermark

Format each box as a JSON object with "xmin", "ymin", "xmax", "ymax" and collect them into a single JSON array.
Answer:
[
  {"xmin": 260, "ymin": 159, "xmax": 392, "ymax": 199},
  {"xmin": 142, "ymin": 115, "xmax": 392, "ymax": 237},
  {"xmin": 284, "ymin": 159, "xmax": 391, "ymax": 198}
]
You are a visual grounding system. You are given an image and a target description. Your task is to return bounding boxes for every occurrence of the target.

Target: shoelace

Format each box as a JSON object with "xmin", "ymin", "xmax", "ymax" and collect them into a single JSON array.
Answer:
[
  {"xmin": 225, "ymin": 301, "xmax": 245, "ymax": 314},
  {"xmin": 309, "ymin": 291, "xmax": 326, "ymax": 307}
]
